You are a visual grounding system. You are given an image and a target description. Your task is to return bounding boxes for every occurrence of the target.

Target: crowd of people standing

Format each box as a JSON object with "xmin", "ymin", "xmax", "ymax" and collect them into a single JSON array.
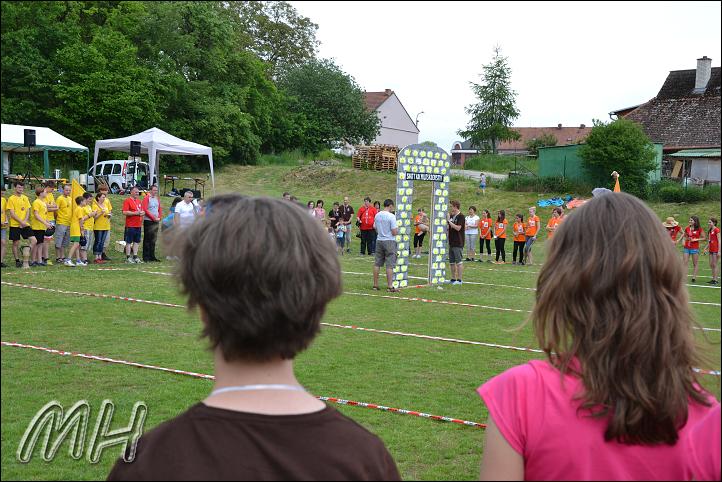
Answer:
[{"xmin": 1, "ymin": 181, "xmax": 203, "ymax": 268}]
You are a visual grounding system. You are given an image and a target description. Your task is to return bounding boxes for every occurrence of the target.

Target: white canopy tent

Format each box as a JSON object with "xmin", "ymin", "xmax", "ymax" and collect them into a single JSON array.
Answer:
[
  {"xmin": 1, "ymin": 124, "xmax": 89, "ymax": 180},
  {"xmin": 93, "ymin": 127, "xmax": 214, "ymax": 192}
]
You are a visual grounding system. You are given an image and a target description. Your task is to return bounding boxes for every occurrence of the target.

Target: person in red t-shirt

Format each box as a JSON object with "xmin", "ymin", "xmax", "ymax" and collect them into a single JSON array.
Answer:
[
  {"xmin": 356, "ymin": 196, "xmax": 378, "ymax": 256},
  {"xmin": 663, "ymin": 217, "xmax": 681, "ymax": 243},
  {"xmin": 678, "ymin": 215, "xmax": 706, "ymax": 283},
  {"xmin": 704, "ymin": 217, "xmax": 720, "ymax": 285},
  {"xmin": 122, "ymin": 186, "xmax": 145, "ymax": 263}
]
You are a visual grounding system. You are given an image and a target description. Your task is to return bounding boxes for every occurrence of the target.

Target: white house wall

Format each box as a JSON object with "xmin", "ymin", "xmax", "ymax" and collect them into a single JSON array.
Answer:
[{"xmin": 373, "ymin": 94, "xmax": 419, "ymax": 148}]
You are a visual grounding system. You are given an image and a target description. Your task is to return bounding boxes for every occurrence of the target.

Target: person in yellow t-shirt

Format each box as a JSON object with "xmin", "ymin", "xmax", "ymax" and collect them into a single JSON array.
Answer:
[
  {"xmin": 42, "ymin": 181, "xmax": 59, "ymax": 265},
  {"xmin": 97, "ymin": 185, "xmax": 114, "ymax": 261},
  {"xmin": 92, "ymin": 192, "xmax": 112, "ymax": 264},
  {"xmin": 54, "ymin": 184, "xmax": 72, "ymax": 262},
  {"xmin": 79, "ymin": 192, "xmax": 100, "ymax": 265},
  {"xmin": 66, "ymin": 195, "xmax": 91, "ymax": 267},
  {"xmin": 31, "ymin": 186, "xmax": 52, "ymax": 266},
  {"xmin": 1, "ymin": 186, "xmax": 7, "ymax": 268},
  {"xmin": 6, "ymin": 181, "xmax": 35, "ymax": 267}
]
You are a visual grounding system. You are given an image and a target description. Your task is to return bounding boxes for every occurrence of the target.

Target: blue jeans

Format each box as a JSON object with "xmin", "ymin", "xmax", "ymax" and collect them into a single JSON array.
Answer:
[{"xmin": 93, "ymin": 230, "xmax": 109, "ymax": 256}]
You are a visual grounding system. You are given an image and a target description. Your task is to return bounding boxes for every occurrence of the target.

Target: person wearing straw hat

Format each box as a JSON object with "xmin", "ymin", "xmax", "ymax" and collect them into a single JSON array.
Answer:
[{"xmin": 663, "ymin": 217, "xmax": 681, "ymax": 243}]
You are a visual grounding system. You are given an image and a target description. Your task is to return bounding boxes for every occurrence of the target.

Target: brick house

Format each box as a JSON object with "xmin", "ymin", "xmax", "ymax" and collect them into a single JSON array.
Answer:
[
  {"xmin": 450, "ymin": 124, "xmax": 591, "ymax": 165},
  {"xmin": 610, "ymin": 56, "xmax": 721, "ymax": 182}
]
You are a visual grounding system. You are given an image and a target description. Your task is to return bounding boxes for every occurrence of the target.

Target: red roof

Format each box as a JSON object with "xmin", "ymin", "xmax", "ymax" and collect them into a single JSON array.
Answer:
[
  {"xmin": 498, "ymin": 126, "xmax": 591, "ymax": 151},
  {"xmin": 364, "ymin": 90, "xmax": 393, "ymax": 111}
]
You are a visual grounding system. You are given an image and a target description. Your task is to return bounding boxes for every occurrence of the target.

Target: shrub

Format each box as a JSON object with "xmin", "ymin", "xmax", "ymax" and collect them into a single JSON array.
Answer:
[
  {"xmin": 500, "ymin": 175, "xmax": 593, "ymax": 195},
  {"xmin": 463, "ymin": 154, "xmax": 537, "ymax": 174},
  {"xmin": 649, "ymin": 180, "xmax": 721, "ymax": 203}
]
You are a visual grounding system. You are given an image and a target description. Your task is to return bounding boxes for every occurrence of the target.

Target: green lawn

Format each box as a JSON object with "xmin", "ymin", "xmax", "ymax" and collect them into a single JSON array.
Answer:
[{"xmin": 2, "ymin": 164, "xmax": 720, "ymax": 481}]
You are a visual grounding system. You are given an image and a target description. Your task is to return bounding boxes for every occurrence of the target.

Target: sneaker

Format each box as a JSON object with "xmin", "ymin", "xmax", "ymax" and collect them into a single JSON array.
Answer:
[
  {"xmin": 16, "ymin": 259, "xmax": 22, "ymax": 268},
  {"xmin": 707, "ymin": 279, "xmax": 715, "ymax": 284},
  {"xmin": 691, "ymin": 278, "xmax": 696, "ymax": 283},
  {"xmin": 465, "ymin": 258, "xmax": 472, "ymax": 262},
  {"xmin": 39, "ymin": 261, "xmax": 47, "ymax": 267},
  {"xmin": 29, "ymin": 262, "xmax": 38, "ymax": 267},
  {"xmin": 102, "ymin": 253, "xmax": 111, "ymax": 261},
  {"xmin": 64, "ymin": 259, "xmax": 76, "ymax": 267},
  {"xmin": 76, "ymin": 260, "xmax": 87, "ymax": 266},
  {"xmin": 512, "ymin": 261, "xmax": 517, "ymax": 265},
  {"xmin": 127, "ymin": 257, "xmax": 135, "ymax": 264},
  {"xmin": 56, "ymin": 258, "xmax": 64, "ymax": 264},
  {"xmin": 134, "ymin": 257, "xmax": 144, "ymax": 264},
  {"xmin": 43, "ymin": 258, "xmax": 53, "ymax": 266},
  {"xmin": 93, "ymin": 259, "xmax": 104, "ymax": 264}
]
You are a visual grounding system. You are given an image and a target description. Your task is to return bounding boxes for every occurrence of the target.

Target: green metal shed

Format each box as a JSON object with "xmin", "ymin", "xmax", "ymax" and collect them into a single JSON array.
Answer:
[{"xmin": 538, "ymin": 143, "xmax": 663, "ymax": 182}]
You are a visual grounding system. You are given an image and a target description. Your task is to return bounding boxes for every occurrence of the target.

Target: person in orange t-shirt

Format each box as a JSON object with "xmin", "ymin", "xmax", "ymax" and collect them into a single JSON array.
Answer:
[
  {"xmin": 413, "ymin": 208, "xmax": 429, "ymax": 259},
  {"xmin": 512, "ymin": 214, "xmax": 527, "ymax": 265},
  {"xmin": 524, "ymin": 206, "xmax": 541, "ymax": 265},
  {"xmin": 493, "ymin": 210, "xmax": 508, "ymax": 264},
  {"xmin": 479, "ymin": 209, "xmax": 493, "ymax": 263},
  {"xmin": 546, "ymin": 207, "xmax": 564, "ymax": 239}
]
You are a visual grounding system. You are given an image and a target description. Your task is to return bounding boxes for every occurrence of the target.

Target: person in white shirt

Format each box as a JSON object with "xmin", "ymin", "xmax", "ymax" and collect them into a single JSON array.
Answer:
[
  {"xmin": 174, "ymin": 190, "xmax": 199, "ymax": 229},
  {"xmin": 372, "ymin": 199, "xmax": 399, "ymax": 292},
  {"xmin": 465, "ymin": 206, "xmax": 480, "ymax": 262}
]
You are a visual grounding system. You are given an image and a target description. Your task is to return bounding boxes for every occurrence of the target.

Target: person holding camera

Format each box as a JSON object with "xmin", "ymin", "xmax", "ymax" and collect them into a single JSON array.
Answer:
[{"xmin": 447, "ymin": 201, "xmax": 465, "ymax": 285}]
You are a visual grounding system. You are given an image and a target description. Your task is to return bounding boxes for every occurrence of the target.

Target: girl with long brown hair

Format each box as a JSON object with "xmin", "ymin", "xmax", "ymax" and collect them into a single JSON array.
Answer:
[
  {"xmin": 678, "ymin": 215, "xmax": 706, "ymax": 283},
  {"xmin": 477, "ymin": 193, "xmax": 717, "ymax": 480}
]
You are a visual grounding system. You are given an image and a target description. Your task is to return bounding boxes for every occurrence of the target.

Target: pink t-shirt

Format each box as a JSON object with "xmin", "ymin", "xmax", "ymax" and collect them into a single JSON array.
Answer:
[
  {"xmin": 685, "ymin": 404, "xmax": 721, "ymax": 481},
  {"xmin": 478, "ymin": 360, "xmax": 719, "ymax": 481}
]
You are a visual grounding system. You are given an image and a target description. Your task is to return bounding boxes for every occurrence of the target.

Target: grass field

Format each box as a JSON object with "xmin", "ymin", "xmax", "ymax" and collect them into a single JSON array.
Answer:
[{"xmin": 2, "ymin": 164, "xmax": 720, "ymax": 481}]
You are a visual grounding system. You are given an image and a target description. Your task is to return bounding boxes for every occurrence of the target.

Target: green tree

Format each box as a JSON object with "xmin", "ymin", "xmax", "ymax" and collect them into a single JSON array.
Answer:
[
  {"xmin": 278, "ymin": 58, "xmax": 380, "ymax": 152},
  {"xmin": 458, "ymin": 46, "xmax": 520, "ymax": 154},
  {"xmin": 579, "ymin": 118, "xmax": 657, "ymax": 199},
  {"xmin": 525, "ymin": 132, "xmax": 557, "ymax": 157},
  {"xmin": 421, "ymin": 140, "xmax": 438, "ymax": 147},
  {"xmin": 223, "ymin": 1, "xmax": 319, "ymax": 77}
]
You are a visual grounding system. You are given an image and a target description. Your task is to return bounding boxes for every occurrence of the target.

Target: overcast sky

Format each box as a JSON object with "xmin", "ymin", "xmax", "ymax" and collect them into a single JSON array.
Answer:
[{"xmin": 290, "ymin": 1, "xmax": 721, "ymax": 150}]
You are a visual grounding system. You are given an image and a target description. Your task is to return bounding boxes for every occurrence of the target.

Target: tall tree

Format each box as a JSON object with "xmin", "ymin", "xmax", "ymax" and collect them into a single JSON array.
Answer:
[
  {"xmin": 278, "ymin": 58, "xmax": 380, "ymax": 152},
  {"xmin": 579, "ymin": 118, "xmax": 658, "ymax": 199},
  {"xmin": 458, "ymin": 46, "xmax": 520, "ymax": 154},
  {"xmin": 223, "ymin": 1, "xmax": 319, "ymax": 77}
]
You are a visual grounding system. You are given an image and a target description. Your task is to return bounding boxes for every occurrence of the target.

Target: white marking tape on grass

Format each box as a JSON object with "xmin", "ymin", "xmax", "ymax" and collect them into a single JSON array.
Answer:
[
  {"xmin": 0, "ymin": 341, "xmax": 486, "ymax": 429},
  {"xmin": 3, "ymin": 280, "xmax": 719, "ymax": 347},
  {"xmin": 323, "ymin": 323, "xmax": 544, "ymax": 354},
  {"xmin": 342, "ymin": 291, "xmax": 532, "ymax": 313}
]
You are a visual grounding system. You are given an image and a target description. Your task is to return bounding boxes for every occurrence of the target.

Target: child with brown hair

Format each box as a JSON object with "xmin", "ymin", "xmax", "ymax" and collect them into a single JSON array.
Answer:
[{"xmin": 477, "ymin": 193, "xmax": 718, "ymax": 480}]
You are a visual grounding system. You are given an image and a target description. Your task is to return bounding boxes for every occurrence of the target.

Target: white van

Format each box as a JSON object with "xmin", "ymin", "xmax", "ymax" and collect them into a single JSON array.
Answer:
[{"xmin": 87, "ymin": 160, "xmax": 157, "ymax": 193}]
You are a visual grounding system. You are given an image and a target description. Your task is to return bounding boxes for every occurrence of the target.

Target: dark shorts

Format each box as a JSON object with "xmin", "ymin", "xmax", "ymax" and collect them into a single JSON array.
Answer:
[
  {"xmin": 9, "ymin": 226, "xmax": 33, "ymax": 241},
  {"xmin": 374, "ymin": 240, "xmax": 398, "ymax": 268},
  {"xmin": 33, "ymin": 230, "xmax": 46, "ymax": 244},
  {"xmin": 124, "ymin": 227, "xmax": 142, "ymax": 244},
  {"xmin": 449, "ymin": 246, "xmax": 464, "ymax": 265}
]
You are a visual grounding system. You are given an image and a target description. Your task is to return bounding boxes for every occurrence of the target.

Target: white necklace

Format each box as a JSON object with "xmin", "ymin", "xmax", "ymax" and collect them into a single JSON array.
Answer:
[{"xmin": 210, "ymin": 384, "xmax": 306, "ymax": 397}]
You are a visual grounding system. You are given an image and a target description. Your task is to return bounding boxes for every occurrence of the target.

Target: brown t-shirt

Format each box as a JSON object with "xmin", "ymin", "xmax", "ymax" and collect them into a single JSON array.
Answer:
[
  {"xmin": 448, "ymin": 213, "xmax": 465, "ymax": 248},
  {"xmin": 107, "ymin": 403, "xmax": 400, "ymax": 481}
]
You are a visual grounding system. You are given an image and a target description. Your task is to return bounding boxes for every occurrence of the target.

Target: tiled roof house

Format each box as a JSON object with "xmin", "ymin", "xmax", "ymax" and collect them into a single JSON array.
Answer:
[
  {"xmin": 611, "ymin": 56, "xmax": 721, "ymax": 183},
  {"xmin": 450, "ymin": 124, "xmax": 591, "ymax": 165}
]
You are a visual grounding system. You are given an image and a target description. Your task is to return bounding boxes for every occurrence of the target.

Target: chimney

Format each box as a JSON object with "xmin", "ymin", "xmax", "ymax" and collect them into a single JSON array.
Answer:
[
  {"xmin": 580, "ymin": 123, "xmax": 586, "ymax": 129},
  {"xmin": 694, "ymin": 56, "xmax": 712, "ymax": 93},
  {"xmin": 557, "ymin": 123, "xmax": 562, "ymax": 130},
  {"xmin": 385, "ymin": 89, "xmax": 393, "ymax": 95}
]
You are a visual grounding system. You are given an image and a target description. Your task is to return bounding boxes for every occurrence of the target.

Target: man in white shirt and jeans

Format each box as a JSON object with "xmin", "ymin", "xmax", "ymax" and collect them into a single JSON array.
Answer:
[{"xmin": 372, "ymin": 199, "xmax": 399, "ymax": 293}]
